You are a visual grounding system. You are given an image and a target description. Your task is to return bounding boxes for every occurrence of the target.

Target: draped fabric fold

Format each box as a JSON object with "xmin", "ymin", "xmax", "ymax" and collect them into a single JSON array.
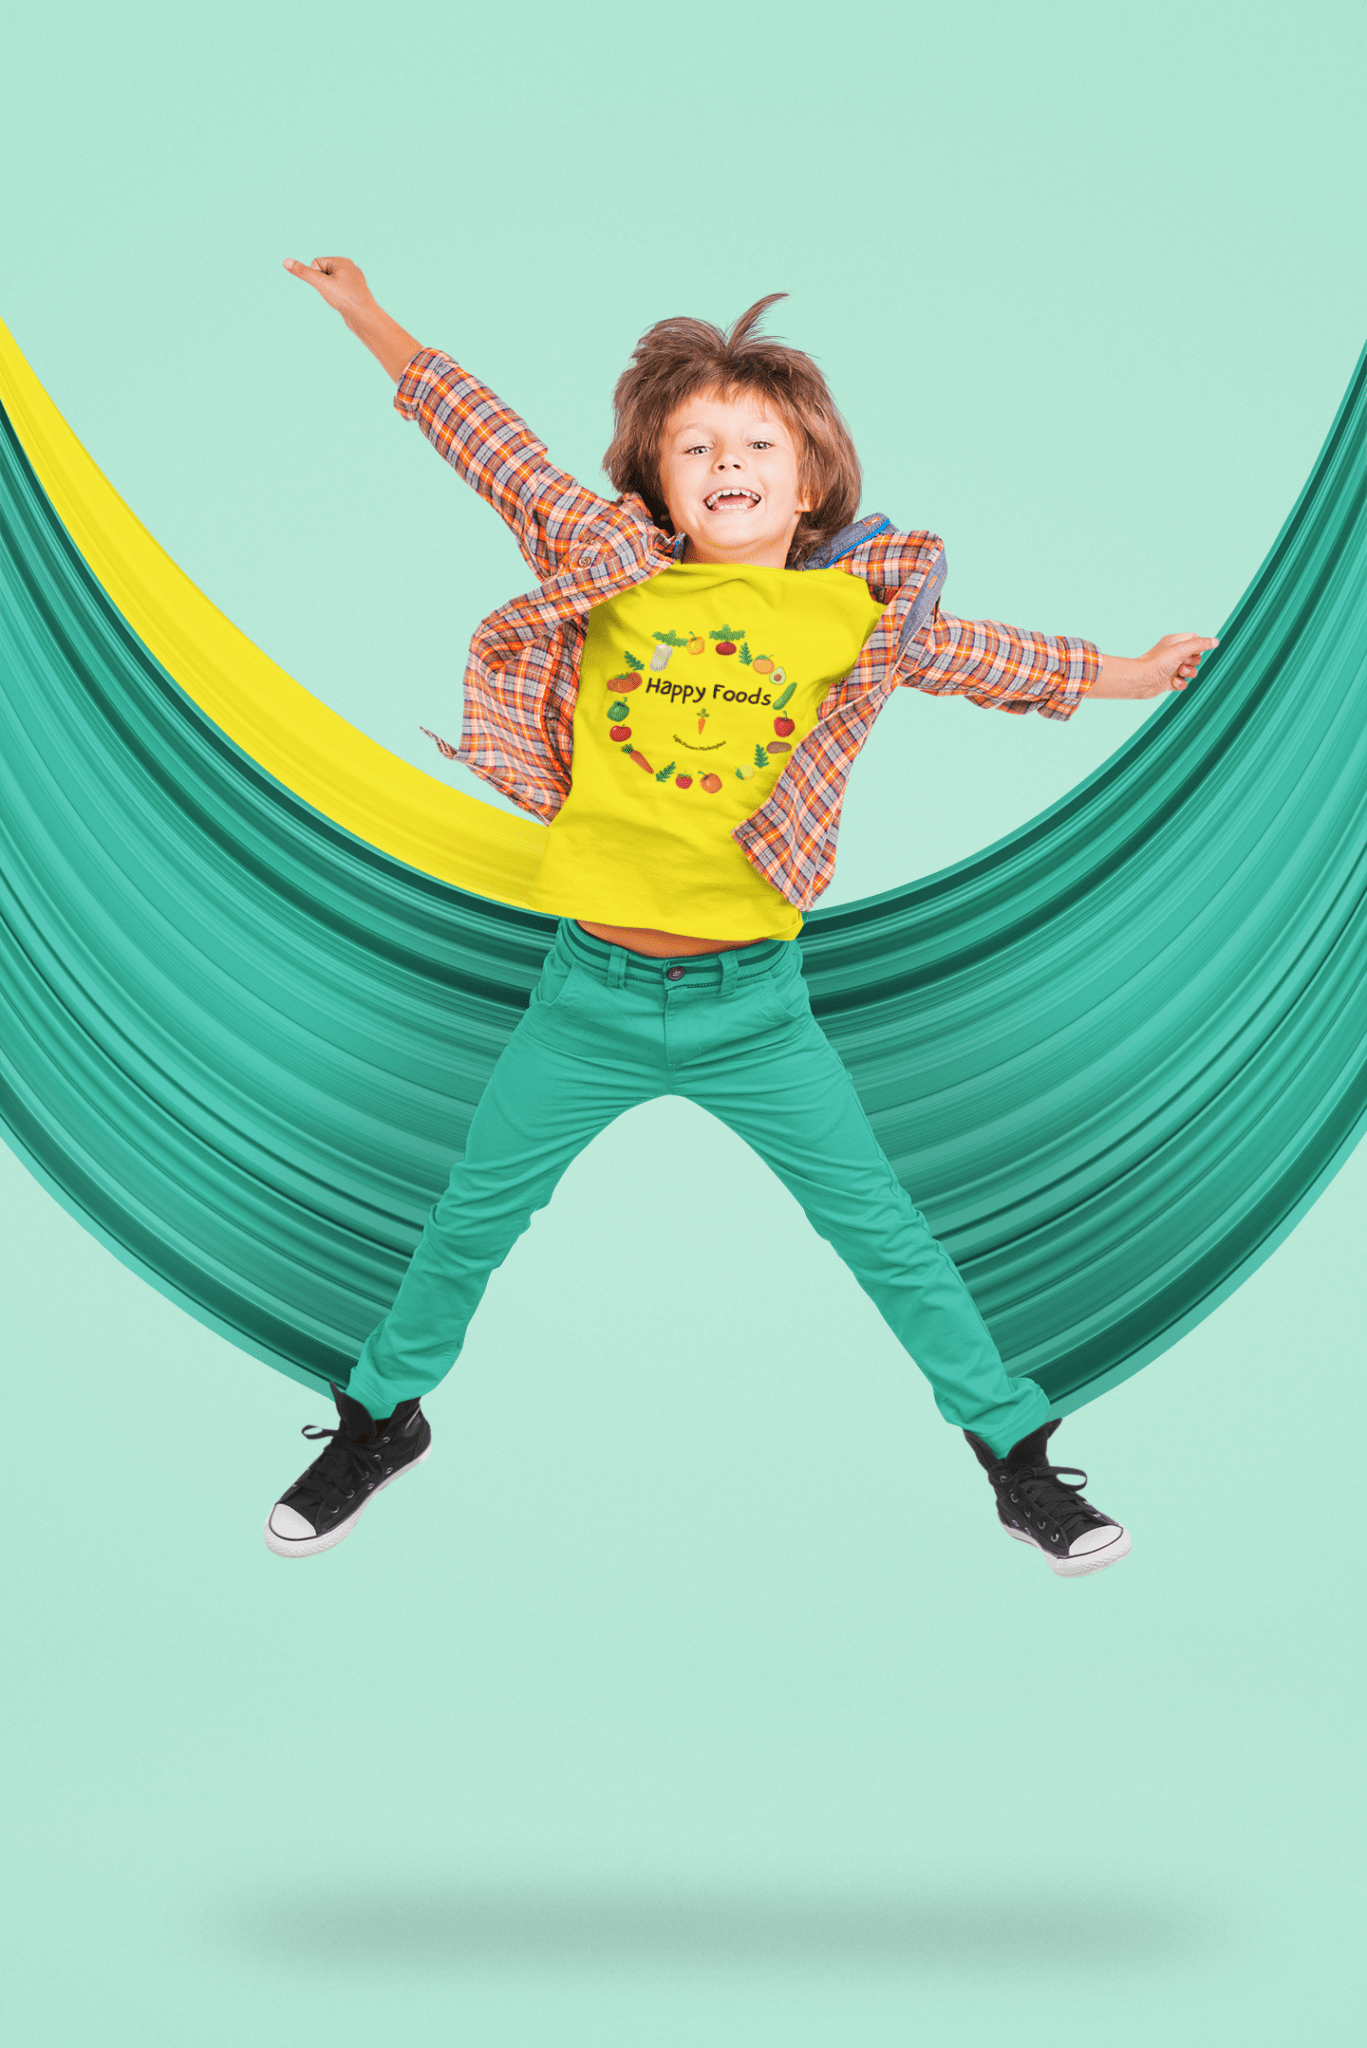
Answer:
[{"xmin": 2, "ymin": 317, "xmax": 1364, "ymax": 1408}]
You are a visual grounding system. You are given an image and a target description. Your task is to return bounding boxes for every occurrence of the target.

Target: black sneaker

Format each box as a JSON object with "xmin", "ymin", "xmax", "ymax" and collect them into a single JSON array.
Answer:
[
  {"xmin": 964, "ymin": 1419, "xmax": 1130, "ymax": 1577},
  {"xmin": 264, "ymin": 1384, "xmax": 431, "ymax": 1558}
]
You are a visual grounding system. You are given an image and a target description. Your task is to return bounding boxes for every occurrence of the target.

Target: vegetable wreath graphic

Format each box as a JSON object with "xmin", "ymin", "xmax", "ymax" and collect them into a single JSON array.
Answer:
[{"xmin": 605, "ymin": 631, "xmax": 799, "ymax": 792}]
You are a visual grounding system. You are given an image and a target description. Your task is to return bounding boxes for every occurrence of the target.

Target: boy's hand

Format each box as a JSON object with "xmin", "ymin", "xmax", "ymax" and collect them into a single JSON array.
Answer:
[
  {"xmin": 1092, "ymin": 634, "xmax": 1219, "ymax": 699},
  {"xmin": 283, "ymin": 254, "xmax": 375, "ymax": 320},
  {"xmin": 282, "ymin": 255, "xmax": 422, "ymax": 383}
]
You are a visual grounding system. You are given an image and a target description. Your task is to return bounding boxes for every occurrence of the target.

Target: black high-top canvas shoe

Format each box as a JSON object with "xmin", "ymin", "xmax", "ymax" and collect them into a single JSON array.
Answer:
[
  {"xmin": 265, "ymin": 1384, "xmax": 431, "ymax": 1558},
  {"xmin": 964, "ymin": 1419, "xmax": 1130, "ymax": 1577}
]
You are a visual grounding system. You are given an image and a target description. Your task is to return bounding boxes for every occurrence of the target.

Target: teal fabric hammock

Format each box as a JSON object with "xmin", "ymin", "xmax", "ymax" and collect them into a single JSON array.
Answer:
[{"xmin": 2, "ymin": 345, "xmax": 1365, "ymax": 1410}]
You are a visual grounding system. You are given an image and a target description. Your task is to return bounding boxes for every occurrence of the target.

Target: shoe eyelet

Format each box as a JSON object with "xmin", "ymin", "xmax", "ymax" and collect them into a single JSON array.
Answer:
[
  {"xmin": 1009, "ymin": 1492, "xmax": 1018, "ymax": 1503},
  {"xmin": 1051, "ymin": 1533, "xmax": 1060, "ymax": 1543}
]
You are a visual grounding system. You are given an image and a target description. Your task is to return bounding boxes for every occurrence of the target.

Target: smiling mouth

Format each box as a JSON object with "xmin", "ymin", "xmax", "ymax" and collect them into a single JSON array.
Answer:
[
  {"xmin": 673, "ymin": 734, "xmax": 728, "ymax": 750},
  {"xmin": 704, "ymin": 488, "xmax": 761, "ymax": 512}
]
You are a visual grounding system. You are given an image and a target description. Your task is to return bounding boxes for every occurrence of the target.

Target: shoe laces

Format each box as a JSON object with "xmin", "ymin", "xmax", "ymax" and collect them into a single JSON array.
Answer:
[
  {"xmin": 1001, "ymin": 1459, "xmax": 1108, "ymax": 1540},
  {"xmin": 293, "ymin": 1420, "xmax": 385, "ymax": 1510}
]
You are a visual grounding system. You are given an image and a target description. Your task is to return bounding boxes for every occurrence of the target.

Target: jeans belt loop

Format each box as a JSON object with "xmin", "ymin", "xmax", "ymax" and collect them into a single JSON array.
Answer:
[
  {"xmin": 718, "ymin": 949, "xmax": 740, "ymax": 999},
  {"xmin": 607, "ymin": 945, "xmax": 628, "ymax": 990}
]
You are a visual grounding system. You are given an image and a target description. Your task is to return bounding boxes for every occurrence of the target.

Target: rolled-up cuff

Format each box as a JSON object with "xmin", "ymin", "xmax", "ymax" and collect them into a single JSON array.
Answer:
[
  {"xmin": 393, "ymin": 347, "xmax": 458, "ymax": 419},
  {"xmin": 1040, "ymin": 637, "xmax": 1101, "ymax": 720}
]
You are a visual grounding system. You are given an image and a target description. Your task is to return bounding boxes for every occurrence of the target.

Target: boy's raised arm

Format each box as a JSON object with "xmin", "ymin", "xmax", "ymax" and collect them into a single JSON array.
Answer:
[{"xmin": 283, "ymin": 256, "xmax": 612, "ymax": 579}]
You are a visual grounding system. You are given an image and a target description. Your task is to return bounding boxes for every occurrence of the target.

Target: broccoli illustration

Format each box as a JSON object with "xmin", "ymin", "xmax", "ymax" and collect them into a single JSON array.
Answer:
[{"xmin": 650, "ymin": 629, "xmax": 691, "ymax": 671}]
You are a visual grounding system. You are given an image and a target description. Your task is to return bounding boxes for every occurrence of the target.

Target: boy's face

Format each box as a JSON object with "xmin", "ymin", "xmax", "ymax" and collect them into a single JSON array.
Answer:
[{"xmin": 656, "ymin": 388, "xmax": 810, "ymax": 570}]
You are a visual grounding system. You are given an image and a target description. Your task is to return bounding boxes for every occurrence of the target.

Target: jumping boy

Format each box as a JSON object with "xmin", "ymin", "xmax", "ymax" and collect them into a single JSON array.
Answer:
[{"xmin": 267, "ymin": 255, "xmax": 1216, "ymax": 1575}]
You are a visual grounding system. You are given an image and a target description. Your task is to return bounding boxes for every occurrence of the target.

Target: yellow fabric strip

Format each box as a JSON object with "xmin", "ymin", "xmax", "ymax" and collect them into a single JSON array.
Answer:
[{"xmin": 0, "ymin": 317, "xmax": 547, "ymax": 905}]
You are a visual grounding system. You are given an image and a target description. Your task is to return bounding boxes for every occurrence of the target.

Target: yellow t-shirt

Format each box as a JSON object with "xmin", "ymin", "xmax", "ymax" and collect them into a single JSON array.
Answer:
[{"xmin": 525, "ymin": 561, "xmax": 886, "ymax": 939}]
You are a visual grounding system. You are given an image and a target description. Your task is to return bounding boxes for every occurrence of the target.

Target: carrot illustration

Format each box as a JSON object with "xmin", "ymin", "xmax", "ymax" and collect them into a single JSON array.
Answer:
[{"xmin": 622, "ymin": 745, "xmax": 654, "ymax": 774}]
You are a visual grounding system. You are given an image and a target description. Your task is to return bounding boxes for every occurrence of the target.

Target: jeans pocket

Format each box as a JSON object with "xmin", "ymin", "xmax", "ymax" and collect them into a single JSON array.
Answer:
[
  {"xmin": 759, "ymin": 965, "xmax": 811, "ymax": 1029},
  {"xmin": 530, "ymin": 955, "xmax": 577, "ymax": 1014}
]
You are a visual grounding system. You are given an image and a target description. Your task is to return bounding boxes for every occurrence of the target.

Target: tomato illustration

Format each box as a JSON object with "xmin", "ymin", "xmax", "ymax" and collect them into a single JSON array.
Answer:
[
  {"xmin": 610, "ymin": 724, "xmax": 631, "ymax": 742},
  {"xmin": 675, "ymin": 774, "xmax": 693, "ymax": 789},
  {"xmin": 700, "ymin": 774, "xmax": 723, "ymax": 793},
  {"xmin": 773, "ymin": 715, "xmax": 795, "ymax": 738}
]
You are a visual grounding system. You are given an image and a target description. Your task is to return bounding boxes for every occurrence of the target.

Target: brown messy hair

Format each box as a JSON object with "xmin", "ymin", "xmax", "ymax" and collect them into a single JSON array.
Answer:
[{"xmin": 602, "ymin": 294, "xmax": 862, "ymax": 567}]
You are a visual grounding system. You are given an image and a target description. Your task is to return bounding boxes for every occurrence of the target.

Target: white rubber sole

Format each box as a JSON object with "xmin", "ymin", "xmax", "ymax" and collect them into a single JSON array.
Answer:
[
  {"xmin": 1006, "ymin": 1521, "xmax": 1131, "ymax": 1577},
  {"xmin": 263, "ymin": 1444, "xmax": 432, "ymax": 1558}
]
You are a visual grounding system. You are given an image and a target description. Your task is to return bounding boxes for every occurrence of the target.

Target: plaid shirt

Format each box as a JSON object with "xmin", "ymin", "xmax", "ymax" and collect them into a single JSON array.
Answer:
[{"xmin": 395, "ymin": 349, "xmax": 1099, "ymax": 912}]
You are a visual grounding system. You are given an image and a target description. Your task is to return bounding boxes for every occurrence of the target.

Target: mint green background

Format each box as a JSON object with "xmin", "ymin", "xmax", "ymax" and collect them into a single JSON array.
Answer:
[{"xmin": 3, "ymin": 3, "xmax": 1366, "ymax": 2043}]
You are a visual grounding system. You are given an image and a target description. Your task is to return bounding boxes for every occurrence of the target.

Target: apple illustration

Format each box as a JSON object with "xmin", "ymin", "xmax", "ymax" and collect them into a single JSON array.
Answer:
[
  {"xmin": 773, "ymin": 715, "xmax": 795, "ymax": 737},
  {"xmin": 610, "ymin": 724, "xmax": 631, "ymax": 741}
]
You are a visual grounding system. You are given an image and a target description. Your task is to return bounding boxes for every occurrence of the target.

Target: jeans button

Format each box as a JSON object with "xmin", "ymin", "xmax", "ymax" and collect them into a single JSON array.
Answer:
[{"xmin": 665, "ymin": 966, "xmax": 684, "ymax": 981}]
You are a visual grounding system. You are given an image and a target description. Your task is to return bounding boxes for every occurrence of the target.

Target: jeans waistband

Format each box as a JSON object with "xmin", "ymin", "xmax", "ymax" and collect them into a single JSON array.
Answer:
[{"xmin": 560, "ymin": 919, "xmax": 792, "ymax": 994}]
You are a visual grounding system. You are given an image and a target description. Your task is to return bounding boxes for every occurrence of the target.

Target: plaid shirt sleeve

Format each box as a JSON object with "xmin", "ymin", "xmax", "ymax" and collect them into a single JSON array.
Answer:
[
  {"xmin": 904, "ymin": 607, "xmax": 1100, "ymax": 719},
  {"xmin": 394, "ymin": 348, "xmax": 615, "ymax": 580}
]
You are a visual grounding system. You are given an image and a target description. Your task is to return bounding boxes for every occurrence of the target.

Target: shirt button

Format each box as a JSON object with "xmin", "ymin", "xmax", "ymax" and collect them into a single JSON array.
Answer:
[{"xmin": 665, "ymin": 966, "xmax": 685, "ymax": 981}]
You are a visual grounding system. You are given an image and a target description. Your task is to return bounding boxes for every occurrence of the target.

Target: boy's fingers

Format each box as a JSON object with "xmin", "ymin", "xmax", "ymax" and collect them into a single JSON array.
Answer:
[{"xmin": 283, "ymin": 256, "xmax": 347, "ymax": 291}]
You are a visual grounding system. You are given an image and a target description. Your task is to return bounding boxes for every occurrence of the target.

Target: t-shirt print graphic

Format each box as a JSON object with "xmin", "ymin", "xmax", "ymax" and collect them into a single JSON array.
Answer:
[{"xmin": 603, "ymin": 623, "xmax": 799, "ymax": 797}]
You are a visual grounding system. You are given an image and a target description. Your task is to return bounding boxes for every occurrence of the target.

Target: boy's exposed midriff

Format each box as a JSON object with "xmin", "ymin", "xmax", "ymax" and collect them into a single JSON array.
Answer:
[{"xmin": 578, "ymin": 921, "xmax": 753, "ymax": 956}]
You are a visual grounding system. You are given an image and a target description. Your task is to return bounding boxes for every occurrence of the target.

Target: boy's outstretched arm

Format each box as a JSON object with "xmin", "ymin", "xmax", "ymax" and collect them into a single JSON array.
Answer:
[
  {"xmin": 906, "ymin": 610, "xmax": 1217, "ymax": 719},
  {"xmin": 282, "ymin": 255, "xmax": 612, "ymax": 579}
]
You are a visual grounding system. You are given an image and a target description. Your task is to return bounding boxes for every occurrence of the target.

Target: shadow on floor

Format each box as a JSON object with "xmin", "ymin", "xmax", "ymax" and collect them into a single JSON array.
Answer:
[{"xmin": 223, "ymin": 1878, "xmax": 1226, "ymax": 1974}]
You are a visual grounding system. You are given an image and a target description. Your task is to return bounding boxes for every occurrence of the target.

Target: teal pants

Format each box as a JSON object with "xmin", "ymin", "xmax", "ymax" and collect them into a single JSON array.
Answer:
[{"xmin": 347, "ymin": 920, "xmax": 1052, "ymax": 1457}]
